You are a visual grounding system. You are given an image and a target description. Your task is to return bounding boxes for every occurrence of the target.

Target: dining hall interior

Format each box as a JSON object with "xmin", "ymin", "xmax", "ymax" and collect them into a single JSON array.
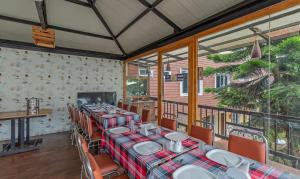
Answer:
[{"xmin": 0, "ymin": 0, "xmax": 300, "ymax": 178}]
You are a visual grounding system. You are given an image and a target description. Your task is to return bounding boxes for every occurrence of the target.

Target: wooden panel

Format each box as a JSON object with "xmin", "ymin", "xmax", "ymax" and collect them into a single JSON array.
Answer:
[{"xmin": 32, "ymin": 25, "xmax": 55, "ymax": 48}]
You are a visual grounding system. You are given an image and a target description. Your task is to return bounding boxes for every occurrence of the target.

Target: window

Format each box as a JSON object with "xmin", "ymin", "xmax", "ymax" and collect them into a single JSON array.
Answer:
[
  {"xmin": 180, "ymin": 68, "xmax": 203, "ymax": 96},
  {"xmin": 215, "ymin": 73, "xmax": 230, "ymax": 88},
  {"xmin": 139, "ymin": 68, "xmax": 153, "ymax": 77},
  {"xmin": 180, "ymin": 69, "xmax": 188, "ymax": 96},
  {"xmin": 198, "ymin": 80, "xmax": 203, "ymax": 95}
]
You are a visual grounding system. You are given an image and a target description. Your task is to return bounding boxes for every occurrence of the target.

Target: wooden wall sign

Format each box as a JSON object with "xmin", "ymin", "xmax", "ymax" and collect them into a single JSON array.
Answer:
[
  {"xmin": 164, "ymin": 74, "xmax": 171, "ymax": 82},
  {"xmin": 176, "ymin": 74, "xmax": 184, "ymax": 81},
  {"xmin": 32, "ymin": 25, "xmax": 55, "ymax": 48}
]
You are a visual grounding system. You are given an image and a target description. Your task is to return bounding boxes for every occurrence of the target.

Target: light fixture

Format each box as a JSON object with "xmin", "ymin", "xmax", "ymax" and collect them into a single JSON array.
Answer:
[
  {"xmin": 250, "ymin": 33, "xmax": 262, "ymax": 59},
  {"xmin": 165, "ymin": 57, "xmax": 171, "ymax": 71}
]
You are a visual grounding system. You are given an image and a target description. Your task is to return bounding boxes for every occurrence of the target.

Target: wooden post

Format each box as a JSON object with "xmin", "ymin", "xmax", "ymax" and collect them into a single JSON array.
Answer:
[
  {"xmin": 187, "ymin": 37, "xmax": 198, "ymax": 134},
  {"xmin": 123, "ymin": 62, "xmax": 127, "ymax": 100},
  {"xmin": 157, "ymin": 52, "xmax": 163, "ymax": 125}
]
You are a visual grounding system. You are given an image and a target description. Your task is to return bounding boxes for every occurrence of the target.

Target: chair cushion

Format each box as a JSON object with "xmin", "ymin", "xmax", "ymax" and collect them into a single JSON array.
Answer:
[
  {"xmin": 228, "ymin": 135, "xmax": 266, "ymax": 163},
  {"xmin": 190, "ymin": 125, "xmax": 213, "ymax": 145},
  {"xmin": 161, "ymin": 118, "xmax": 176, "ymax": 130},
  {"xmin": 93, "ymin": 154, "xmax": 119, "ymax": 175}
]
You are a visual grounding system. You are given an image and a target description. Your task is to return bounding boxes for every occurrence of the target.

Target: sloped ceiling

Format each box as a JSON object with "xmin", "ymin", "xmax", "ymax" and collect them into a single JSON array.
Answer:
[{"xmin": 0, "ymin": 0, "xmax": 282, "ymax": 59}]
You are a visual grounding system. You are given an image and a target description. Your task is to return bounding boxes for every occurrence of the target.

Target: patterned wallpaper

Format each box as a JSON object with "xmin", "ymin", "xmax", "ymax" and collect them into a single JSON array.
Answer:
[{"xmin": 0, "ymin": 47, "xmax": 123, "ymax": 141}]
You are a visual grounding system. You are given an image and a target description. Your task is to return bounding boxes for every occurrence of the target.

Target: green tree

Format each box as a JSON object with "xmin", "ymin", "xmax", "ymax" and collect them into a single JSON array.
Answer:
[
  {"xmin": 204, "ymin": 36, "xmax": 300, "ymax": 116},
  {"xmin": 126, "ymin": 78, "xmax": 148, "ymax": 97}
]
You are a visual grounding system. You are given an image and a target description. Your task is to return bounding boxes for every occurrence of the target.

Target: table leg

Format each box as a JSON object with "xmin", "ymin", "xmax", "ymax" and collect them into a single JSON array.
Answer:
[
  {"xmin": 26, "ymin": 118, "xmax": 30, "ymax": 143},
  {"xmin": 20, "ymin": 119, "xmax": 25, "ymax": 148},
  {"xmin": 11, "ymin": 119, "xmax": 15, "ymax": 149},
  {"xmin": 18, "ymin": 118, "xmax": 21, "ymax": 145}
]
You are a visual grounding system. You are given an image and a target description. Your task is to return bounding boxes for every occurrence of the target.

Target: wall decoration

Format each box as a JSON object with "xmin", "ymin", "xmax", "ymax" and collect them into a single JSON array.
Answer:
[{"xmin": 0, "ymin": 47, "xmax": 123, "ymax": 141}]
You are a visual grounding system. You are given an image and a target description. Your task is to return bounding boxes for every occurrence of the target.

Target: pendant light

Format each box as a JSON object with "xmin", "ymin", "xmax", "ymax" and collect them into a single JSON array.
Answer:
[
  {"xmin": 250, "ymin": 33, "xmax": 262, "ymax": 59},
  {"xmin": 165, "ymin": 56, "xmax": 171, "ymax": 71}
]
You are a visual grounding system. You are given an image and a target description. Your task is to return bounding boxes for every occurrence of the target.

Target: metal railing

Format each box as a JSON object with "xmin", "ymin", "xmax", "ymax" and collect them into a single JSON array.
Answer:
[{"xmin": 150, "ymin": 96, "xmax": 300, "ymax": 169}]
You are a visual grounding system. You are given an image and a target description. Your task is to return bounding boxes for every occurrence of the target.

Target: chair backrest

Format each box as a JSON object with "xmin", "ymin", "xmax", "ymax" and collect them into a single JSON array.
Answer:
[
  {"xmin": 86, "ymin": 152, "xmax": 103, "ymax": 179},
  {"xmin": 117, "ymin": 101, "xmax": 123, "ymax": 108},
  {"xmin": 78, "ymin": 111, "xmax": 85, "ymax": 129},
  {"xmin": 190, "ymin": 125, "xmax": 213, "ymax": 145},
  {"xmin": 129, "ymin": 105, "xmax": 138, "ymax": 113},
  {"xmin": 81, "ymin": 112, "xmax": 89, "ymax": 133},
  {"xmin": 86, "ymin": 115, "xmax": 94, "ymax": 139},
  {"xmin": 67, "ymin": 104, "xmax": 73, "ymax": 121},
  {"xmin": 77, "ymin": 130, "xmax": 97, "ymax": 179},
  {"xmin": 161, "ymin": 117, "xmax": 176, "ymax": 130},
  {"xmin": 73, "ymin": 108, "xmax": 80, "ymax": 125},
  {"xmin": 76, "ymin": 130, "xmax": 87, "ymax": 162},
  {"xmin": 123, "ymin": 104, "xmax": 129, "ymax": 110},
  {"xmin": 141, "ymin": 109, "xmax": 150, "ymax": 122},
  {"xmin": 228, "ymin": 129, "xmax": 267, "ymax": 163}
]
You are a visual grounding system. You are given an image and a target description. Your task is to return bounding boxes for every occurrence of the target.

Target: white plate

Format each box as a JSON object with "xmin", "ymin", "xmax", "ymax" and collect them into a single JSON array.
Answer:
[
  {"xmin": 206, "ymin": 149, "xmax": 243, "ymax": 167},
  {"xmin": 109, "ymin": 127, "xmax": 130, "ymax": 134},
  {"xmin": 172, "ymin": 165, "xmax": 216, "ymax": 179},
  {"xmin": 165, "ymin": 132, "xmax": 189, "ymax": 141},
  {"xmin": 133, "ymin": 141, "xmax": 162, "ymax": 155},
  {"xmin": 140, "ymin": 123, "xmax": 156, "ymax": 130}
]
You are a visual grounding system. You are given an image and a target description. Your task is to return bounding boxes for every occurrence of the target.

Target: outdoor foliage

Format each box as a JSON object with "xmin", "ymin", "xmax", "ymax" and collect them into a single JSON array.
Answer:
[
  {"xmin": 204, "ymin": 36, "xmax": 300, "ymax": 116},
  {"xmin": 126, "ymin": 78, "xmax": 148, "ymax": 97}
]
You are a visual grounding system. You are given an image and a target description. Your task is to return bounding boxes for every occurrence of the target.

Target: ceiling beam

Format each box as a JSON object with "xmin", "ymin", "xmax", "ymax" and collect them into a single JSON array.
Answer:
[
  {"xmin": 65, "ymin": 0, "xmax": 91, "ymax": 7},
  {"xmin": 116, "ymin": 0, "xmax": 164, "ymax": 38},
  {"xmin": 198, "ymin": 44, "xmax": 218, "ymax": 53},
  {"xmin": 0, "ymin": 39, "xmax": 123, "ymax": 59},
  {"xmin": 249, "ymin": 27, "xmax": 270, "ymax": 41},
  {"xmin": 164, "ymin": 53, "xmax": 185, "ymax": 60},
  {"xmin": 34, "ymin": 0, "xmax": 48, "ymax": 29},
  {"xmin": 126, "ymin": 0, "xmax": 284, "ymax": 59},
  {"xmin": 88, "ymin": 0, "xmax": 126, "ymax": 55},
  {"xmin": 0, "ymin": 14, "xmax": 113, "ymax": 40},
  {"xmin": 137, "ymin": 0, "xmax": 181, "ymax": 33}
]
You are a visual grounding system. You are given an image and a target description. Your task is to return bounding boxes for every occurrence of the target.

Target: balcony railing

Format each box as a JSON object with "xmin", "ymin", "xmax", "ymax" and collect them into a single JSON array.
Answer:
[{"xmin": 149, "ymin": 96, "xmax": 300, "ymax": 169}]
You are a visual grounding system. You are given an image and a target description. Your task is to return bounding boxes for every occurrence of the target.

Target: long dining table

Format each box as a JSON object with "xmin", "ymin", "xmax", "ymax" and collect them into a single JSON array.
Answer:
[
  {"xmin": 102, "ymin": 124, "xmax": 292, "ymax": 179},
  {"xmin": 82, "ymin": 103, "xmax": 140, "ymax": 130},
  {"xmin": 85, "ymin": 103, "xmax": 293, "ymax": 179}
]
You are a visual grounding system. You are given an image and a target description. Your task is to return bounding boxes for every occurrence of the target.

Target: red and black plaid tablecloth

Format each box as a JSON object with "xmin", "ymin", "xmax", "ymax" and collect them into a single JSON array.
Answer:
[
  {"xmin": 104, "ymin": 127, "xmax": 199, "ymax": 179},
  {"xmin": 82, "ymin": 104, "xmax": 140, "ymax": 129},
  {"xmin": 149, "ymin": 148, "xmax": 290, "ymax": 179}
]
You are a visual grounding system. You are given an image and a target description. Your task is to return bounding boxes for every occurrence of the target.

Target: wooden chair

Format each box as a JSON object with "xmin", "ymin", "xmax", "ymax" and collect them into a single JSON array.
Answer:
[
  {"xmin": 117, "ymin": 101, "xmax": 123, "ymax": 108},
  {"xmin": 123, "ymin": 104, "xmax": 129, "ymax": 110},
  {"xmin": 129, "ymin": 105, "xmax": 138, "ymax": 113},
  {"xmin": 141, "ymin": 109, "xmax": 150, "ymax": 123},
  {"xmin": 190, "ymin": 125, "xmax": 213, "ymax": 145},
  {"xmin": 161, "ymin": 117, "xmax": 176, "ymax": 130},
  {"xmin": 228, "ymin": 129, "xmax": 267, "ymax": 164}
]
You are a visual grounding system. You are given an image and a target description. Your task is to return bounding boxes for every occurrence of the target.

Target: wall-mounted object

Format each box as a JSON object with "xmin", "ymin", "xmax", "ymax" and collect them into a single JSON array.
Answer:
[{"xmin": 32, "ymin": 25, "xmax": 55, "ymax": 48}]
